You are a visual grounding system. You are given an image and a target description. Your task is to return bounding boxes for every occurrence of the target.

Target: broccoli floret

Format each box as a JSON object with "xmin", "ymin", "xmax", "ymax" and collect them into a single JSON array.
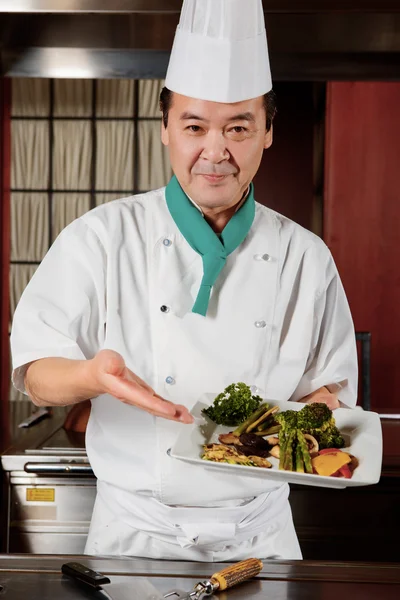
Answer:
[
  {"xmin": 315, "ymin": 427, "xmax": 345, "ymax": 450},
  {"xmin": 202, "ymin": 382, "xmax": 262, "ymax": 426},
  {"xmin": 296, "ymin": 403, "xmax": 332, "ymax": 430},
  {"xmin": 275, "ymin": 410, "xmax": 298, "ymax": 431},
  {"xmin": 297, "ymin": 403, "xmax": 344, "ymax": 449}
]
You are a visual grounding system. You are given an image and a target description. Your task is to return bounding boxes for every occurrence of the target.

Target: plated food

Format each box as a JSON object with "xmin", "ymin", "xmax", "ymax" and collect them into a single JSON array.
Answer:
[
  {"xmin": 169, "ymin": 391, "xmax": 382, "ymax": 489},
  {"xmin": 201, "ymin": 383, "xmax": 359, "ymax": 479}
]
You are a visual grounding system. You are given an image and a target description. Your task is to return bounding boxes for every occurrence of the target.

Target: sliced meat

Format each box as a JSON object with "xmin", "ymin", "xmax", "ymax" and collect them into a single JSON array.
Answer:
[
  {"xmin": 235, "ymin": 445, "xmax": 270, "ymax": 459},
  {"xmin": 239, "ymin": 433, "xmax": 270, "ymax": 450}
]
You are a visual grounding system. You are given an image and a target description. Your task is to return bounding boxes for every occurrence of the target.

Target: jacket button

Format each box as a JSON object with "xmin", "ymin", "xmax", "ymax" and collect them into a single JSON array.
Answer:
[
  {"xmin": 163, "ymin": 239, "xmax": 172, "ymax": 247},
  {"xmin": 166, "ymin": 376, "xmax": 176, "ymax": 385},
  {"xmin": 160, "ymin": 305, "xmax": 170, "ymax": 313},
  {"xmin": 254, "ymin": 320, "xmax": 267, "ymax": 329},
  {"xmin": 254, "ymin": 253, "xmax": 271, "ymax": 262}
]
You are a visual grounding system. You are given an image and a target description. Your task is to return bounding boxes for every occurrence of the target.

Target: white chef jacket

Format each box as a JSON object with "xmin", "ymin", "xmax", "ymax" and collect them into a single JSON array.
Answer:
[{"xmin": 10, "ymin": 186, "xmax": 358, "ymax": 559}]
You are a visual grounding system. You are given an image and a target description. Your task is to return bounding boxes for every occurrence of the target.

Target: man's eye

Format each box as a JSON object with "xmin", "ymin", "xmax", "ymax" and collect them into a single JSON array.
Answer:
[
  {"xmin": 187, "ymin": 125, "xmax": 201, "ymax": 133},
  {"xmin": 231, "ymin": 126, "xmax": 246, "ymax": 134}
]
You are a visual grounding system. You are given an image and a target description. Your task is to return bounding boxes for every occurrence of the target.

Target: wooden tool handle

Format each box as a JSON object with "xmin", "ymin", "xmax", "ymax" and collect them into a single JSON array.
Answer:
[{"xmin": 210, "ymin": 558, "xmax": 263, "ymax": 591}]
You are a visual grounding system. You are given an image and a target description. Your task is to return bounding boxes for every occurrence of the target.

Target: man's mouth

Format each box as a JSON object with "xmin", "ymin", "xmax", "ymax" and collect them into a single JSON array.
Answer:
[{"xmin": 201, "ymin": 174, "xmax": 229, "ymax": 183}]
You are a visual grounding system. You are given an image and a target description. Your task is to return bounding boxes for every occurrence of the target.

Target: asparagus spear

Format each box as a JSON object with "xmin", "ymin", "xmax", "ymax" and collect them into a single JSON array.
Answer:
[
  {"xmin": 284, "ymin": 430, "xmax": 296, "ymax": 471},
  {"xmin": 233, "ymin": 403, "xmax": 269, "ymax": 436},
  {"xmin": 256, "ymin": 417, "xmax": 273, "ymax": 431},
  {"xmin": 298, "ymin": 431, "xmax": 313, "ymax": 474},
  {"xmin": 254, "ymin": 425, "xmax": 281, "ymax": 436},
  {"xmin": 279, "ymin": 430, "xmax": 288, "ymax": 470},
  {"xmin": 246, "ymin": 406, "xmax": 279, "ymax": 433},
  {"xmin": 295, "ymin": 443, "xmax": 304, "ymax": 473}
]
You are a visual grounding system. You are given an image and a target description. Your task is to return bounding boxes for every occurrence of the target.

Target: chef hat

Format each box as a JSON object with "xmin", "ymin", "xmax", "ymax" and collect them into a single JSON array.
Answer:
[{"xmin": 165, "ymin": 0, "xmax": 272, "ymax": 103}]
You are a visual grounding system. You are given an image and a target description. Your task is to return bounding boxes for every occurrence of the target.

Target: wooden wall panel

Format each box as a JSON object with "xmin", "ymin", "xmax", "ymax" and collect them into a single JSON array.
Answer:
[
  {"xmin": 253, "ymin": 82, "xmax": 315, "ymax": 231},
  {"xmin": 324, "ymin": 82, "xmax": 400, "ymax": 413},
  {"xmin": 0, "ymin": 78, "xmax": 11, "ymax": 450}
]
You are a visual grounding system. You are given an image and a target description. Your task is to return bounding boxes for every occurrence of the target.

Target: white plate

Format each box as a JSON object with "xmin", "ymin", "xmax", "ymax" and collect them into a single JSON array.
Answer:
[{"xmin": 168, "ymin": 399, "xmax": 383, "ymax": 489}]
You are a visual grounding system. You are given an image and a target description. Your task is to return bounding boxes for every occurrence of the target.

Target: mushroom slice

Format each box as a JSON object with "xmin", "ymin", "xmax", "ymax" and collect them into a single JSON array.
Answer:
[
  {"xmin": 269, "ymin": 445, "xmax": 280, "ymax": 459},
  {"xmin": 218, "ymin": 432, "xmax": 240, "ymax": 445},
  {"xmin": 268, "ymin": 436, "xmax": 280, "ymax": 446},
  {"xmin": 249, "ymin": 455, "xmax": 272, "ymax": 468},
  {"xmin": 303, "ymin": 434, "xmax": 319, "ymax": 454}
]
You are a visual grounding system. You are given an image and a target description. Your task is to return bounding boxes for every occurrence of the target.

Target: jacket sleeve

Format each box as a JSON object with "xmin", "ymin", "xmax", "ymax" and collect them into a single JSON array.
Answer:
[
  {"xmin": 290, "ymin": 250, "xmax": 358, "ymax": 408},
  {"xmin": 10, "ymin": 218, "xmax": 107, "ymax": 394}
]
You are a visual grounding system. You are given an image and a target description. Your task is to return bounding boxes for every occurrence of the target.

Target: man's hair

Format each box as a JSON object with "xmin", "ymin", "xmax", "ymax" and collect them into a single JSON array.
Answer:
[{"xmin": 159, "ymin": 87, "xmax": 277, "ymax": 131}]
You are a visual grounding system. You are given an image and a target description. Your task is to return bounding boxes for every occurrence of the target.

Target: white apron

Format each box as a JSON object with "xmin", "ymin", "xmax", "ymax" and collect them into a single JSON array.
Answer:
[
  {"xmin": 10, "ymin": 187, "xmax": 357, "ymax": 560},
  {"xmin": 84, "ymin": 481, "xmax": 301, "ymax": 560}
]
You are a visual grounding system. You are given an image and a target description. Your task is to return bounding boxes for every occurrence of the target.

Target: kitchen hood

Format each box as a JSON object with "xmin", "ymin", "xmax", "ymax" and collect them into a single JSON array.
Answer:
[{"xmin": 0, "ymin": 1, "xmax": 399, "ymax": 79}]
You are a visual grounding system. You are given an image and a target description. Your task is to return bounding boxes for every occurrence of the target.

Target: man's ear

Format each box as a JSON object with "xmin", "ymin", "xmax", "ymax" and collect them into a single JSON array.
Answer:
[
  {"xmin": 161, "ymin": 121, "xmax": 169, "ymax": 146},
  {"xmin": 264, "ymin": 125, "xmax": 273, "ymax": 149}
]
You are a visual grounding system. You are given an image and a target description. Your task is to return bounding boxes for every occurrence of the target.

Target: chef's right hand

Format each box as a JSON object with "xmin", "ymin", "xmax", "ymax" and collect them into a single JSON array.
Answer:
[{"xmin": 89, "ymin": 349, "xmax": 194, "ymax": 424}]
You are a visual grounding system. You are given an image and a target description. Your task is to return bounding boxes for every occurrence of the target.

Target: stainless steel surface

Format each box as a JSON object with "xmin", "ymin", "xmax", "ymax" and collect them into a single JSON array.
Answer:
[
  {"xmin": 24, "ymin": 463, "xmax": 94, "ymax": 474},
  {"xmin": 4, "ymin": 48, "xmax": 400, "ymax": 81},
  {"xmin": 0, "ymin": 572, "xmax": 164, "ymax": 600},
  {"xmin": 379, "ymin": 414, "xmax": 400, "ymax": 419},
  {"xmin": 165, "ymin": 579, "xmax": 215, "ymax": 600},
  {"xmin": 1, "ymin": 408, "xmax": 96, "ymax": 555},
  {"xmin": 2, "ymin": 554, "xmax": 400, "ymax": 584},
  {"xmin": 8, "ymin": 531, "xmax": 93, "ymax": 556},
  {"xmin": 1, "ymin": 555, "xmax": 400, "ymax": 600},
  {"xmin": 1, "ymin": 7, "xmax": 400, "ymax": 79},
  {"xmin": 2, "ymin": 49, "xmax": 170, "ymax": 80},
  {"xmin": 2, "ymin": 13, "xmax": 400, "ymax": 52}
]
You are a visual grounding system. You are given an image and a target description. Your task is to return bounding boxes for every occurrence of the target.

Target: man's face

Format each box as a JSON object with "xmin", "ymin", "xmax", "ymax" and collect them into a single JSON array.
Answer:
[{"xmin": 161, "ymin": 93, "xmax": 273, "ymax": 211}]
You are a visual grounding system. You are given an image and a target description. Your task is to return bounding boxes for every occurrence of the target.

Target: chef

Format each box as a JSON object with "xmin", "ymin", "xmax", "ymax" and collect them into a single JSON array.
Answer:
[{"xmin": 10, "ymin": 0, "xmax": 357, "ymax": 561}]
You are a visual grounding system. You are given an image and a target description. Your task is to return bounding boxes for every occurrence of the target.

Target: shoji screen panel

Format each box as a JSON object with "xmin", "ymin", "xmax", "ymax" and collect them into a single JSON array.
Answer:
[{"xmin": 10, "ymin": 78, "xmax": 172, "ymax": 402}]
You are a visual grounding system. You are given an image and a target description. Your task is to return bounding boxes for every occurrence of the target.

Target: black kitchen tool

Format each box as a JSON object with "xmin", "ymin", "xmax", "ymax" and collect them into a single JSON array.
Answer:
[{"xmin": 61, "ymin": 562, "xmax": 111, "ymax": 589}]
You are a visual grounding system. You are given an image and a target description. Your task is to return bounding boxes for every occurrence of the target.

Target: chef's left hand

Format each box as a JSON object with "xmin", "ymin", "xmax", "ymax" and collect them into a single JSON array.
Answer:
[{"xmin": 301, "ymin": 386, "xmax": 340, "ymax": 410}]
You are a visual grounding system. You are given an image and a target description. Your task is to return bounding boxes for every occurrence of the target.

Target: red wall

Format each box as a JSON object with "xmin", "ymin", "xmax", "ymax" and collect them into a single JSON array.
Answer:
[{"xmin": 324, "ymin": 82, "xmax": 400, "ymax": 413}]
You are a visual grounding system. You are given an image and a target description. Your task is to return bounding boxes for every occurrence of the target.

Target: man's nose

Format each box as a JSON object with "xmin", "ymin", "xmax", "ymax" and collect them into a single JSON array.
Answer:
[{"xmin": 200, "ymin": 132, "xmax": 230, "ymax": 163}]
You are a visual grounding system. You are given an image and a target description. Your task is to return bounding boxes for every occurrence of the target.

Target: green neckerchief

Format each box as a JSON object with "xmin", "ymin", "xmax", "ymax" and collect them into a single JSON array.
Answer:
[{"xmin": 165, "ymin": 175, "xmax": 255, "ymax": 317}]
